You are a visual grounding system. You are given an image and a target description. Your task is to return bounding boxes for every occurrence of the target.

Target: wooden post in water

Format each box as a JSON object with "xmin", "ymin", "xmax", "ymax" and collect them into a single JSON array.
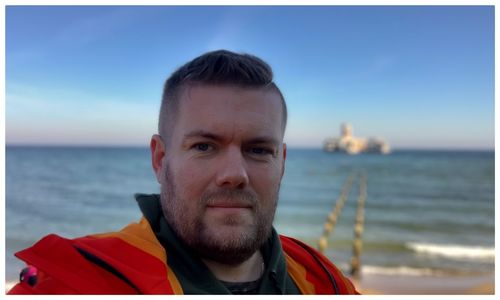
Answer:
[
  {"xmin": 350, "ymin": 172, "xmax": 367, "ymax": 278},
  {"xmin": 317, "ymin": 173, "xmax": 355, "ymax": 254}
]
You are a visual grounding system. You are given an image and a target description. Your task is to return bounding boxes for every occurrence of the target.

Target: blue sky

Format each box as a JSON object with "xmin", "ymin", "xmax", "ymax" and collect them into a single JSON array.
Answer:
[{"xmin": 6, "ymin": 6, "xmax": 494, "ymax": 149}]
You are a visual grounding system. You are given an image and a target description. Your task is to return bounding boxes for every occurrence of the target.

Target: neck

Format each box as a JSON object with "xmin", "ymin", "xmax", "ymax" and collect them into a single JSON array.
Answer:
[{"xmin": 202, "ymin": 251, "xmax": 264, "ymax": 283}]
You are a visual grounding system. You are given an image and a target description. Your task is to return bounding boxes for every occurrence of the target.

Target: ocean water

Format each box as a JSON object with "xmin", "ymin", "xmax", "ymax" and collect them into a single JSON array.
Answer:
[{"xmin": 5, "ymin": 146, "xmax": 495, "ymax": 282}]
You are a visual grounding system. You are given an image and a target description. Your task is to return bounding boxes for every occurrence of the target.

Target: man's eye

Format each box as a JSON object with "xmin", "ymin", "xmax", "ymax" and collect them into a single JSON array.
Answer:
[
  {"xmin": 194, "ymin": 143, "xmax": 211, "ymax": 152},
  {"xmin": 250, "ymin": 147, "xmax": 273, "ymax": 155}
]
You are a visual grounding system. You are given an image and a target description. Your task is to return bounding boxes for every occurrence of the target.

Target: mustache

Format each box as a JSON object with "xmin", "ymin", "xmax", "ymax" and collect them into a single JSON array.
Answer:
[{"xmin": 201, "ymin": 189, "xmax": 257, "ymax": 208}]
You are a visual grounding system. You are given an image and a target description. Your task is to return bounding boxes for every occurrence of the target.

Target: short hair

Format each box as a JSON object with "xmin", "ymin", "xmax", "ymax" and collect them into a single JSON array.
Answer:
[{"xmin": 158, "ymin": 50, "xmax": 287, "ymax": 140}]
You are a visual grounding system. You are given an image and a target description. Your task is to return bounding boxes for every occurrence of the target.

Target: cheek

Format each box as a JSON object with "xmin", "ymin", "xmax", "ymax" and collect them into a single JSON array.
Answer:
[
  {"xmin": 249, "ymin": 164, "xmax": 283, "ymax": 194},
  {"xmin": 172, "ymin": 160, "xmax": 211, "ymax": 198}
]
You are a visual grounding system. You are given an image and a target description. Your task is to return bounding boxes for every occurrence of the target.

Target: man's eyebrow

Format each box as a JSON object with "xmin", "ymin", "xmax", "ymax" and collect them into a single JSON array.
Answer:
[
  {"xmin": 183, "ymin": 130, "xmax": 224, "ymax": 142},
  {"xmin": 183, "ymin": 130, "xmax": 280, "ymax": 145},
  {"xmin": 245, "ymin": 136, "xmax": 280, "ymax": 146}
]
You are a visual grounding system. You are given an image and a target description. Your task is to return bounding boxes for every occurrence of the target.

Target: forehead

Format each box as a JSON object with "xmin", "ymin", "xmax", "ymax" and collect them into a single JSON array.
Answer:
[{"xmin": 173, "ymin": 85, "xmax": 284, "ymax": 141}]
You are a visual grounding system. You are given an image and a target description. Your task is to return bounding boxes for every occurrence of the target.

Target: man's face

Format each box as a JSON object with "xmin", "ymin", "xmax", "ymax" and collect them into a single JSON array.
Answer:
[{"xmin": 155, "ymin": 85, "xmax": 286, "ymax": 265}]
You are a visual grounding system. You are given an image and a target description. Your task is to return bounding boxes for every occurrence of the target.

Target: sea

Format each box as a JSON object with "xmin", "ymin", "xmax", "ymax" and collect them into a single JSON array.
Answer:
[{"xmin": 5, "ymin": 146, "xmax": 495, "ymax": 282}]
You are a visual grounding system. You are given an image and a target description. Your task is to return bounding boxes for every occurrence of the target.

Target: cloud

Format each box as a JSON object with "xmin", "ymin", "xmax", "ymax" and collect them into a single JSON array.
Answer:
[
  {"xmin": 205, "ymin": 9, "xmax": 250, "ymax": 51},
  {"xmin": 355, "ymin": 55, "xmax": 397, "ymax": 79},
  {"xmin": 53, "ymin": 7, "xmax": 140, "ymax": 48}
]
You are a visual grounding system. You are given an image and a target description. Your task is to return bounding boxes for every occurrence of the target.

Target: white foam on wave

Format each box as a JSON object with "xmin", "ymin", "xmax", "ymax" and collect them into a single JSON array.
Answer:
[
  {"xmin": 406, "ymin": 242, "xmax": 495, "ymax": 262},
  {"xmin": 361, "ymin": 265, "xmax": 448, "ymax": 277}
]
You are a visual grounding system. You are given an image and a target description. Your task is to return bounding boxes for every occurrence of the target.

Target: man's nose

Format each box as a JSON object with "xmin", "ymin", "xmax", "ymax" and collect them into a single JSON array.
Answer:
[{"xmin": 215, "ymin": 147, "xmax": 249, "ymax": 189}]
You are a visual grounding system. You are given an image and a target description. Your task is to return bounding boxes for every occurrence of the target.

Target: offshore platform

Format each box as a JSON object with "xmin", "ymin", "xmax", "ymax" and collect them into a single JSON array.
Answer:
[{"xmin": 323, "ymin": 123, "xmax": 390, "ymax": 154}]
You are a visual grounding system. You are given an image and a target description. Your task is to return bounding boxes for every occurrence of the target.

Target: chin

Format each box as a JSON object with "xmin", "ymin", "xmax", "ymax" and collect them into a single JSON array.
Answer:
[
  {"xmin": 205, "ymin": 223, "xmax": 255, "ymax": 244},
  {"xmin": 211, "ymin": 226, "xmax": 255, "ymax": 245},
  {"xmin": 198, "ymin": 237, "xmax": 259, "ymax": 265}
]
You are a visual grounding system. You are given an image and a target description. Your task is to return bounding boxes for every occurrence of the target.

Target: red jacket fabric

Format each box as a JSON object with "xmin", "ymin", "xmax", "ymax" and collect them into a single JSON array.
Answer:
[{"xmin": 8, "ymin": 218, "xmax": 359, "ymax": 295}]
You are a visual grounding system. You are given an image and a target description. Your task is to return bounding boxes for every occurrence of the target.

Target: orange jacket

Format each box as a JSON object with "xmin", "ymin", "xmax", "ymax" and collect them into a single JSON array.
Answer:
[{"xmin": 8, "ymin": 217, "xmax": 358, "ymax": 294}]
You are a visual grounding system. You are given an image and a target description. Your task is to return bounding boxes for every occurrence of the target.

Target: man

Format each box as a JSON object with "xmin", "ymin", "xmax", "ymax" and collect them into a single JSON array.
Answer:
[{"xmin": 8, "ymin": 50, "xmax": 359, "ymax": 294}]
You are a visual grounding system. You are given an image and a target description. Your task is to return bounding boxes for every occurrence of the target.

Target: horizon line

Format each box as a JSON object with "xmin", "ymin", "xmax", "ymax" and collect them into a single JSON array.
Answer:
[{"xmin": 4, "ymin": 143, "xmax": 495, "ymax": 152}]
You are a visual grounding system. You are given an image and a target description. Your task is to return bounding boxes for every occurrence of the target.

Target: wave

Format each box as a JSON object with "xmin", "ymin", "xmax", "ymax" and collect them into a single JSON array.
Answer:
[
  {"xmin": 406, "ymin": 242, "xmax": 495, "ymax": 262},
  {"xmin": 346, "ymin": 264, "xmax": 492, "ymax": 277},
  {"xmin": 361, "ymin": 265, "xmax": 449, "ymax": 277}
]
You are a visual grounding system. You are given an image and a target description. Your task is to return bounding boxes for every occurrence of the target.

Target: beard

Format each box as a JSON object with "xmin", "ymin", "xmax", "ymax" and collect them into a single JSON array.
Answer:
[{"xmin": 160, "ymin": 164, "xmax": 279, "ymax": 265}]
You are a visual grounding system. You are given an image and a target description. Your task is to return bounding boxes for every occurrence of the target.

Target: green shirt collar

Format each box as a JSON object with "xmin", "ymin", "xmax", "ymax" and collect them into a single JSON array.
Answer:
[{"xmin": 135, "ymin": 193, "xmax": 299, "ymax": 294}]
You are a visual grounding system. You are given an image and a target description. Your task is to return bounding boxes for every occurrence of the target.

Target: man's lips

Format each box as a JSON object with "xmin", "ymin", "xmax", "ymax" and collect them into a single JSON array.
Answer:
[{"xmin": 206, "ymin": 201, "xmax": 253, "ymax": 209}]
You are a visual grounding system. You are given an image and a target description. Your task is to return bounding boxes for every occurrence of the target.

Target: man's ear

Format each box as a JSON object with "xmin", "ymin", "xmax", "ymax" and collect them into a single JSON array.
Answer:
[
  {"xmin": 280, "ymin": 143, "xmax": 287, "ymax": 178},
  {"xmin": 150, "ymin": 134, "xmax": 165, "ymax": 183}
]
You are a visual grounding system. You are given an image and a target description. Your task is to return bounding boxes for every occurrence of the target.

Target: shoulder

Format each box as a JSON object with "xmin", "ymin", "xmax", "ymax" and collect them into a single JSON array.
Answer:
[
  {"xmin": 8, "ymin": 218, "xmax": 179, "ymax": 294},
  {"xmin": 279, "ymin": 235, "xmax": 359, "ymax": 294},
  {"xmin": 8, "ymin": 233, "xmax": 139, "ymax": 294}
]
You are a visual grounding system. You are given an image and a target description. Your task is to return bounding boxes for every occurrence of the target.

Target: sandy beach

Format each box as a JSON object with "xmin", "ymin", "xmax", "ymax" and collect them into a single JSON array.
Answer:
[{"xmin": 353, "ymin": 273, "xmax": 495, "ymax": 295}]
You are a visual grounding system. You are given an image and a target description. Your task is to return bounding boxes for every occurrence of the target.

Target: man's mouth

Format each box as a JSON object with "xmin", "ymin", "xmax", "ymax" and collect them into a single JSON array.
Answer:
[
  {"xmin": 203, "ymin": 191, "xmax": 257, "ymax": 213},
  {"xmin": 206, "ymin": 202, "xmax": 253, "ymax": 209}
]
